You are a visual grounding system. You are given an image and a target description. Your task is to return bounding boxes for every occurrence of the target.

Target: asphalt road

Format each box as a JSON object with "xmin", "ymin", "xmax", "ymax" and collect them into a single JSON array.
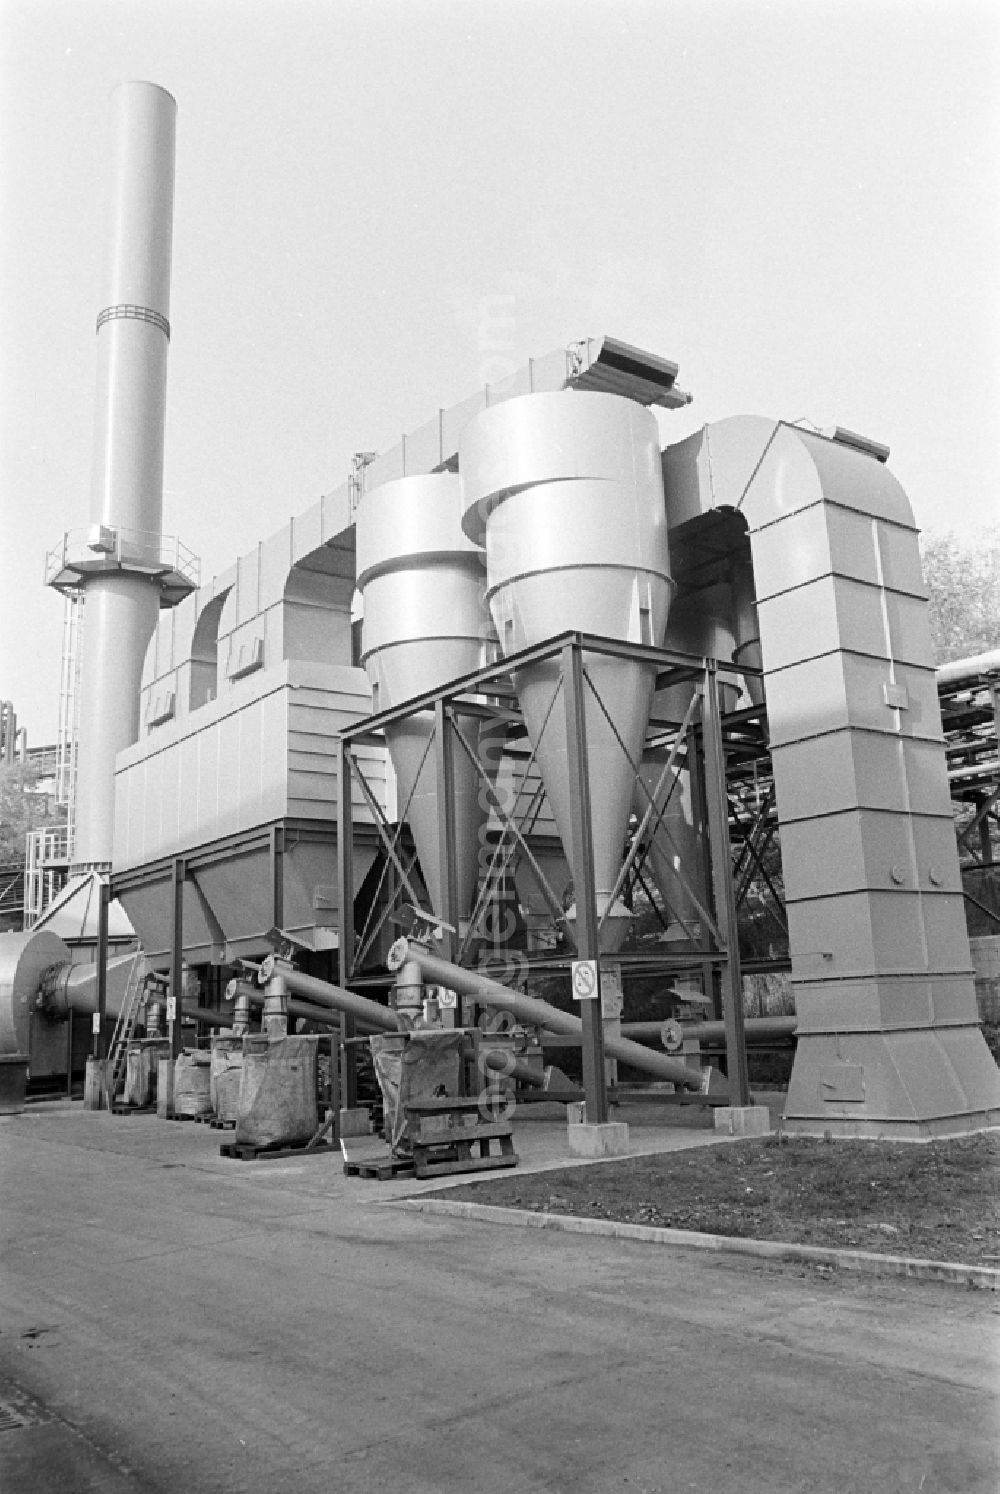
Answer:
[{"xmin": 1, "ymin": 1104, "xmax": 997, "ymax": 1494}]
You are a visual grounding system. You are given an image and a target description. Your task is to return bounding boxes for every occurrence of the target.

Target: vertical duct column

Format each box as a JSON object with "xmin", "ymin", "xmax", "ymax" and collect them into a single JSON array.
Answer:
[
  {"xmin": 663, "ymin": 416, "xmax": 1000, "ymax": 1137},
  {"xmin": 72, "ymin": 82, "xmax": 177, "ymax": 872}
]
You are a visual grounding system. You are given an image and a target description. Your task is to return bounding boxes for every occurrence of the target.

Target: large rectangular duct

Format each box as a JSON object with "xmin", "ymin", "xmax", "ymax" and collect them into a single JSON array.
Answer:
[{"xmin": 663, "ymin": 416, "xmax": 1000, "ymax": 1138}]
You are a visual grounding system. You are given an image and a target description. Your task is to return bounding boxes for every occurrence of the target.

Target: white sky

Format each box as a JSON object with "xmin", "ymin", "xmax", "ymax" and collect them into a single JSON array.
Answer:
[{"xmin": 1, "ymin": 0, "xmax": 998, "ymax": 745}]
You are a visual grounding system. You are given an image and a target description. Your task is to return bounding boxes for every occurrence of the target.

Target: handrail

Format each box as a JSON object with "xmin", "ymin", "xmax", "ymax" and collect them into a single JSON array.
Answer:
[{"xmin": 44, "ymin": 525, "xmax": 200, "ymax": 588}]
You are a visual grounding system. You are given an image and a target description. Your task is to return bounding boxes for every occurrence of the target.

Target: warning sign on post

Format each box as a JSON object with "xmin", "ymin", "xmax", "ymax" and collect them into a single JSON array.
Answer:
[
  {"xmin": 166, "ymin": 995, "xmax": 177, "ymax": 1023},
  {"xmin": 571, "ymin": 959, "xmax": 599, "ymax": 1001}
]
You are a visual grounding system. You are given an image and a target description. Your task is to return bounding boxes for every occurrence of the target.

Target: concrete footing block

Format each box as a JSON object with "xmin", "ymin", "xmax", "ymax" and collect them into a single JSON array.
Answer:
[
  {"xmin": 0, "ymin": 1054, "xmax": 28, "ymax": 1115},
  {"xmin": 338, "ymin": 1107, "xmax": 372, "ymax": 1138},
  {"xmin": 714, "ymin": 1105, "xmax": 771, "ymax": 1137},
  {"xmin": 566, "ymin": 1121, "xmax": 630, "ymax": 1158},
  {"xmin": 156, "ymin": 1057, "xmax": 174, "ymax": 1119},
  {"xmin": 83, "ymin": 1057, "xmax": 108, "ymax": 1111}
]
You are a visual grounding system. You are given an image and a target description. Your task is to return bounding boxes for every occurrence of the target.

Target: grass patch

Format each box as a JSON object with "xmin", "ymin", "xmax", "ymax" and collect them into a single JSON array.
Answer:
[{"xmin": 442, "ymin": 1131, "xmax": 1000, "ymax": 1266}]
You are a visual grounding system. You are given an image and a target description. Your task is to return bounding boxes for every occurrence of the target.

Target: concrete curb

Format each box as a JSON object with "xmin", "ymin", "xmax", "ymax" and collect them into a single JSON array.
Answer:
[{"xmin": 393, "ymin": 1196, "xmax": 1000, "ymax": 1291}]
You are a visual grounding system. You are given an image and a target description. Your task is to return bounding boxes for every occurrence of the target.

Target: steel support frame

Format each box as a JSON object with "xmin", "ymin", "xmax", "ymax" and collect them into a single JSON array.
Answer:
[
  {"xmin": 170, "ymin": 857, "xmax": 185, "ymax": 1063},
  {"xmin": 95, "ymin": 876, "xmax": 110, "ymax": 1062},
  {"xmin": 958, "ymin": 786, "xmax": 999, "ymax": 866},
  {"xmin": 337, "ymin": 737, "xmax": 358, "ymax": 1110},
  {"xmin": 269, "ymin": 825, "xmax": 285, "ymax": 931},
  {"xmin": 560, "ymin": 642, "xmax": 609, "ymax": 1122},
  {"xmin": 353, "ymin": 843, "xmax": 422, "ymax": 973},
  {"xmin": 732, "ymin": 782, "xmax": 776, "ymax": 893},
  {"xmin": 342, "ymin": 630, "xmax": 727, "ymax": 736},
  {"xmin": 448, "ymin": 709, "xmax": 571, "ymax": 947},
  {"xmin": 66, "ymin": 1012, "xmax": 75, "ymax": 1098},
  {"xmin": 680, "ymin": 710, "xmax": 720, "ymax": 1022},
  {"xmin": 350, "ymin": 746, "xmax": 427, "ymax": 910},
  {"xmin": 434, "ymin": 698, "xmax": 460, "ymax": 964},
  {"xmin": 336, "ymin": 632, "xmax": 750, "ymax": 1114},
  {"xmin": 729, "ymin": 788, "xmax": 787, "ymax": 936},
  {"xmin": 342, "ymin": 744, "xmax": 430, "ymax": 970},
  {"xmin": 700, "ymin": 664, "xmax": 751, "ymax": 1106},
  {"xmin": 608, "ymin": 691, "xmax": 702, "ymax": 937}
]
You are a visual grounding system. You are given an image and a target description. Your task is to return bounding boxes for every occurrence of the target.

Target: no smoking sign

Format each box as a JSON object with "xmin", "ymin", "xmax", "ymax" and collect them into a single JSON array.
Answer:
[{"xmin": 571, "ymin": 959, "xmax": 599, "ymax": 1001}]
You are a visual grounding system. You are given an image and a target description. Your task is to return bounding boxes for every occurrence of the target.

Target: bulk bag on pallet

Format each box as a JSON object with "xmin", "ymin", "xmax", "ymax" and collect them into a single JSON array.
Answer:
[
  {"xmin": 173, "ymin": 1050, "xmax": 213, "ymax": 1117},
  {"xmin": 236, "ymin": 1035, "xmax": 319, "ymax": 1148},
  {"xmin": 210, "ymin": 1036, "xmax": 244, "ymax": 1123},
  {"xmin": 370, "ymin": 1031, "xmax": 463, "ymax": 1155},
  {"xmin": 123, "ymin": 1039, "xmax": 169, "ymax": 1107}
]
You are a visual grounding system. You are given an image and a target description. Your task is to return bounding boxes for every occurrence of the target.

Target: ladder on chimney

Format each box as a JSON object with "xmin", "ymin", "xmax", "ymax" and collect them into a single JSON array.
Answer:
[
  {"xmin": 55, "ymin": 591, "xmax": 85, "ymax": 863},
  {"xmin": 105, "ymin": 951, "xmax": 147, "ymax": 1106}
]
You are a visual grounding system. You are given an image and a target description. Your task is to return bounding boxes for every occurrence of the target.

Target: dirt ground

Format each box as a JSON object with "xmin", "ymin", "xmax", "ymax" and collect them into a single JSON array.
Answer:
[{"xmin": 444, "ymin": 1130, "xmax": 1000, "ymax": 1266}]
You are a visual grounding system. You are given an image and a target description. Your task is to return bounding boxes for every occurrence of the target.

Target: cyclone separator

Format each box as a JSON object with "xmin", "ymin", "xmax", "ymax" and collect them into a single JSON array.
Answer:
[
  {"xmin": 460, "ymin": 391, "xmax": 675, "ymax": 953},
  {"xmin": 355, "ymin": 473, "xmax": 498, "ymax": 928}
]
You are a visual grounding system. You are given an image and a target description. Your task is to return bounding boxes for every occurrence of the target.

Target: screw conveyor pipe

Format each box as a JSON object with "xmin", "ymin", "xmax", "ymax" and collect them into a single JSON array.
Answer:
[
  {"xmin": 268, "ymin": 966, "xmax": 404, "ymax": 1034},
  {"xmin": 182, "ymin": 1004, "xmax": 235, "ymax": 1028},
  {"xmin": 387, "ymin": 938, "xmax": 709, "ymax": 1092},
  {"xmin": 622, "ymin": 1017, "xmax": 797, "ymax": 1042},
  {"xmin": 226, "ymin": 976, "xmax": 395, "ymax": 1034},
  {"xmin": 184, "ymin": 996, "xmax": 387, "ymax": 1034},
  {"xmin": 183, "ymin": 999, "xmax": 376, "ymax": 1032},
  {"xmin": 481, "ymin": 1049, "xmax": 575, "ymax": 1093}
]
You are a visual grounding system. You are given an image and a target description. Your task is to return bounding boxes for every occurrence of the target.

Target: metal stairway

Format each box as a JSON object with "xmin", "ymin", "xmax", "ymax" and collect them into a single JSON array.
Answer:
[{"xmin": 105, "ymin": 950, "xmax": 147, "ymax": 1105}]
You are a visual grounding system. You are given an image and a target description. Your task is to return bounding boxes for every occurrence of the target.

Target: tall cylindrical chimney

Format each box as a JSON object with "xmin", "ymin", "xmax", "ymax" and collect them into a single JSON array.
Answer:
[{"xmin": 71, "ymin": 82, "xmax": 177, "ymax": 872}]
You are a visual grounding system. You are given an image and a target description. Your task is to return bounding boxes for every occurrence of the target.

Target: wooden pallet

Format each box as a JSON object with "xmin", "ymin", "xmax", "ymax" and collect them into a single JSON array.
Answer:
[
  {"xmin": 109, "ymin": 1103, "xmax": 155, "ymax": 1117},
  {"xmin": 343, "ymin": 1153, "xmax": 416, "ymax": 1181},
  {"xmin": 413, "ymin": 1131, "xmax": 518, "ymax": 1179},
  {"xmin": 209, "ymin": 1117, "xmax": 236, "ymax": 1130},
  {"xmin": 340, "ymin": 1134, "xmax": 415, "ymax": 1181},
  {"xmin": 219, "ymin": 1137, "xmax": 337, "ymax": 1163},
  {"xmin": 405, "ymin": 1097, "xmax": 518, "ymax": 1179}
]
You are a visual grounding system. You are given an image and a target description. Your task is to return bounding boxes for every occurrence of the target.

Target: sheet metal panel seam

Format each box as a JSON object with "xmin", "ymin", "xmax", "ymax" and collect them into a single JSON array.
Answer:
[
  {"xmin": 746, "ymin": 494, "xmax": 919, "ymax": 539},
  {"xmin": 111, "ymin": 816, "xmax": 383, "ymax": 888},
  {"xmin": 752, "ymin": 567, "xmax": 931, "ymax": 607},
  {"xmin": 766, "ymin": 721, "xmax": 948, "ymax": 752},
  {"xmin": 764, "ymin": 708, "xmax": 946, "ymax": 750},
  {"xmin": 774, "ymin": 802, "xmax": 962, "ymax": 827},
  {"xmin": 752, "ymin": 642, "xmax": 942, "ymax": 673},
  {"xmin": 116, "ymin": 664, "xmax": 303, "ymax": 764}
]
